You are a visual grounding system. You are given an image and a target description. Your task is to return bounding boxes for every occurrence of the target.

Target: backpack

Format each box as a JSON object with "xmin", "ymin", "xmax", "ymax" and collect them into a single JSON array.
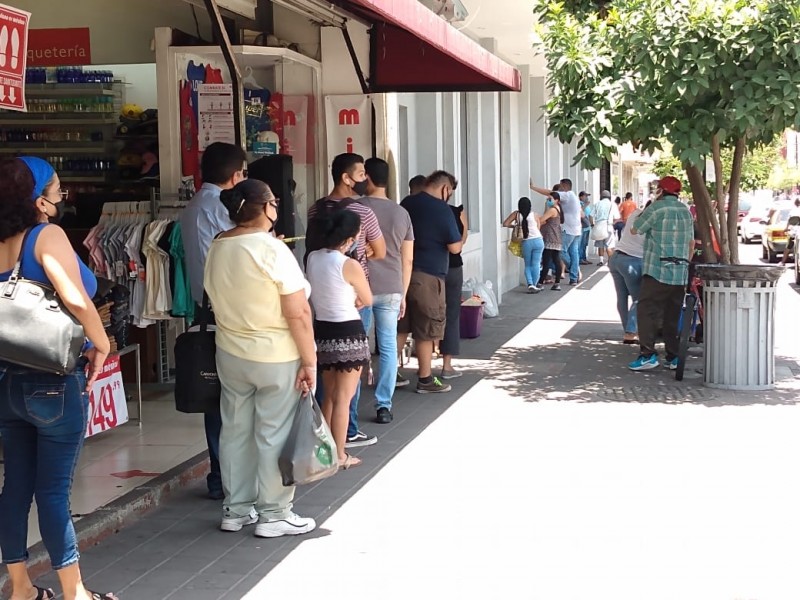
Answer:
[{"xmin": 303, "ymin": 197, "xmax": 362, "ymax": 267}]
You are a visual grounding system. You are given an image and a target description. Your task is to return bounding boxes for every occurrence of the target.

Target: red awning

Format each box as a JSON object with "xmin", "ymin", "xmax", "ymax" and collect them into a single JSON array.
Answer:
[{"xmin": 334, "ymin": 0, "xmax": 522, "ymax": 93}]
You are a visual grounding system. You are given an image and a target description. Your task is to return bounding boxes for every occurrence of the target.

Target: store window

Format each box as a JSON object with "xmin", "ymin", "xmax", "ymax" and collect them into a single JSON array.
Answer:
[{"xmin": 459, "ymin": 92, "xmax": 479, "ymax": 232}]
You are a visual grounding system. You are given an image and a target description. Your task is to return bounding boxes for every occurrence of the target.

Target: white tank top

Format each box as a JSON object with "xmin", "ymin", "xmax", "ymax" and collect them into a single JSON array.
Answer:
[
  {"xmin": 306, "ymin": 249, "xmax": 360, "ymax": 322},
  {"xmin": 522, "ymin": 212, "xmax": 543, "ymax": 240}
]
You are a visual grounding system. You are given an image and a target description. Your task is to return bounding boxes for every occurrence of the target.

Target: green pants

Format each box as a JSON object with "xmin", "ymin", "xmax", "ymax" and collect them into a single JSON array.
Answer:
[{"xmin": 217, "ymin": 348, "xmax": 300, "ymax": 520}]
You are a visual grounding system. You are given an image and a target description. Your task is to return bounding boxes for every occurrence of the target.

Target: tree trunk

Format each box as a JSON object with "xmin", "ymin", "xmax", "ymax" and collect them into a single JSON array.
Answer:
[
  {"xmin": 727, "ymin": 137, "xmax": 747, "ymax": 265},
  {"xmin": 685, "ymin": 164, "xmax": 720, "ymax": 263},
  {"xmin": 711, "ymin": 135, "xmax": 731, "ymax": 264}
]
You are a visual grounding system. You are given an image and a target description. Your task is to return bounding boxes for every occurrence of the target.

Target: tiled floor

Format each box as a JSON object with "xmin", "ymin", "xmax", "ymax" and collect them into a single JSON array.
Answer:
[{"xmin": 0, "ymin": 393, "xmax": 207, "ymax": 549}]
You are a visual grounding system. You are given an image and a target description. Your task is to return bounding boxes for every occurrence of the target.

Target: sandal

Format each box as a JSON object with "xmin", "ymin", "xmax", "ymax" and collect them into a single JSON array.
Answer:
[
  {"xmin": 34, "ymin": 587, "xmax": 55, "ymax": 600},
  {"xmin": 339, "ymin": 454, "xmax": 362, "ymax": 470},
  {"xmin": 89, "ymin": 592, "xmax": 119, "ymax": 600}
]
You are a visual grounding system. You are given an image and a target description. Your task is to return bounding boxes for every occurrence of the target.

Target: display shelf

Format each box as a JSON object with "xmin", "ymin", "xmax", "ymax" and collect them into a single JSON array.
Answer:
[
  {"xmin": 0, "ymin": 116, "xmax": 118, "ymax": 125},
  {"xmin": 25, "ymin": 84, "xmax": 116, "ymax": 96},
  {"xmin": 60, "ymin": 175, "xmax": 114, "ymax": 183},
  {"xmin": 0, "ymin": 146, "xmax": 108, "ymax": 154}
]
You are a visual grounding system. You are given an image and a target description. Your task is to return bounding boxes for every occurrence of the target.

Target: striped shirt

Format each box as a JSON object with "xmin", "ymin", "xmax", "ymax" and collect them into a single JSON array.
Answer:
[
  {"xmin": 307, "ymin": 197, "xmax": 383, "ymax": 279},
  {"xmin": 634, "ymin": 195, "xmax": 694, "ymax": 286}
]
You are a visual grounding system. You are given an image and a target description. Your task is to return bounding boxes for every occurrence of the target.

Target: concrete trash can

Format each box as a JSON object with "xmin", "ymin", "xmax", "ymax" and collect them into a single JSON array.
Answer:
[{"xmin": 696, "ymin": 264, "xmax": 783, "ymax": 391}]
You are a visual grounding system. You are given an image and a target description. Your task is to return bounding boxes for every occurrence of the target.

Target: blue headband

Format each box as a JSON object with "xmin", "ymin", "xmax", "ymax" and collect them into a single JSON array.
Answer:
[{"xmin": 18, "ymin": 156, "xmax": 56, "ymax": 200}]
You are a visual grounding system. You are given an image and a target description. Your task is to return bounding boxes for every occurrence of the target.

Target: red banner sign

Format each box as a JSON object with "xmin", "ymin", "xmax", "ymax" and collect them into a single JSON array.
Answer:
[
  {"xmin": 0, "ymin": 2, "xmax": 30, "ymax": 112},
  {"xmin": 27, "ymin": 27, "xmax": 91, "ymax": 67},
  {"xmin": 86, "ymin": 355, "xmax": 129, "ymax": 438}
]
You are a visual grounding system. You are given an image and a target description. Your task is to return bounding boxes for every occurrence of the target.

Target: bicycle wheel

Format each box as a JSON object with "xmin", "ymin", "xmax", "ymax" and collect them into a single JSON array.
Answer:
[{"xmin": 676, "ymin": 295, "xmax": 697, "ymax": 381}]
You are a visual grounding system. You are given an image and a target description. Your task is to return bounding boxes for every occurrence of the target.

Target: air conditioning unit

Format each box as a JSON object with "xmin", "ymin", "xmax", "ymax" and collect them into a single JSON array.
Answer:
[{"xmin": 418, "ymin": 0, "xmax": 469, "ymax": 23}]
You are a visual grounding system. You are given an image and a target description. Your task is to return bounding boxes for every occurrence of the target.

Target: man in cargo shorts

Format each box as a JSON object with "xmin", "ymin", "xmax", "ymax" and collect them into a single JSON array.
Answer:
[{"xmin": 398, "ymin": 171, "xmax": 464, "ymax": 393}]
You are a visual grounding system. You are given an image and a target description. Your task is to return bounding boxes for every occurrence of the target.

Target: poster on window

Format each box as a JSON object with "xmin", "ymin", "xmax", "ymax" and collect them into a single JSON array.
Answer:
[
  {"xmin": 197, "ymin": 83, "xmax": 235, "ymax": 150},
  {"xmin": 86, "ymin": 355, "xmax": 129, "ymax": 438},
  {"xmin": 325, "ymin": 95, "xmax": 371, "ymax": 171},
  {"xmin": 282, "ymin": 95, "xmax": 309, "ymax": 164}
]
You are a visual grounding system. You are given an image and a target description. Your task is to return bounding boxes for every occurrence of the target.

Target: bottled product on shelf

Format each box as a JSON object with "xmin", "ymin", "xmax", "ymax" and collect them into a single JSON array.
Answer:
[
  {"xmin": 26, "ymin": 96, "xmax": 115, "ymax": 114},
  {"xmin": 46, "ymin": 156, "xmax": 116, "ymax": 172},
  {"xmin": 25, "ymin": 67, "xmax": 114, "ymax": 85},
  {"xmin": 0, "ymin": 128, "xmax": 105, "ymax": 142}
]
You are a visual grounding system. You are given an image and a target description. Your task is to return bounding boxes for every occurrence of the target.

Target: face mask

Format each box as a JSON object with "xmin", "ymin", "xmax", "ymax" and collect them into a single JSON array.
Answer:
[
  {"xmin": 264, "ymin": 204, "xmax": 276, "ymax": 233},
  {"xmin": 546, "ymin": 200, "xmax": 555, "ymax": 208},
  {"xmin": 352, "ymin": 179, "xmax": 369, "ymax": 197},
  {"xmin": 44, "ymin": 199, "xmax": 65, "ymax": 224},
  {"xmin": 348, "ymin": 238, "xmax": 359, "ymax": 255}
]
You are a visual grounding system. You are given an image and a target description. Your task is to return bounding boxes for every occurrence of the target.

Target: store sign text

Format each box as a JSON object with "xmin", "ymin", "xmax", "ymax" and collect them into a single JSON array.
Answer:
[{"xmin": 27, "ymin": 28, "xmax": 91, "ymax": 66}]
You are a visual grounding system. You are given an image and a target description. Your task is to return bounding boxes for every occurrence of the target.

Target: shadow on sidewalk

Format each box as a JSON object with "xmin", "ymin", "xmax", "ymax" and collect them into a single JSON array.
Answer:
[{"xmin": 487, "ymin": 321, "xmax": 800, "ymax": 407}]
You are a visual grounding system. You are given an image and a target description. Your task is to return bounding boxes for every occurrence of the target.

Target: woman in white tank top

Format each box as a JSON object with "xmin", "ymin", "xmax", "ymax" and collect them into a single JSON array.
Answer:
[
  {"xmin": 503, "ymin": 197, "xmax": 546, "ymax": 293},
  {"xmin": 306, "ymin": 210, "xmax": 372, "ymax": 470}
]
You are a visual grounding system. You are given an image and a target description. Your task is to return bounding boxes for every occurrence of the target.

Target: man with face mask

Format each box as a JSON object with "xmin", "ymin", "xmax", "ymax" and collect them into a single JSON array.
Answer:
[
  {"xmin": 306, "ymin": 153, "xmax": 386, "ymax": 450},
  {"xmin": 180, "ymin": 142, "xmax": 248, "ymax": 501},
  {"xmin": 398, "ymin": 171, "xmax": 464, "ymax": 394}
]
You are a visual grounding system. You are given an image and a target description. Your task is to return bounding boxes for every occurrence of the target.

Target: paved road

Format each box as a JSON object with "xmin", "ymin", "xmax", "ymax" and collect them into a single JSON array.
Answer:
[{"xmin": 34, "ymin": 247, "xmax": 800, "ymax": 600}]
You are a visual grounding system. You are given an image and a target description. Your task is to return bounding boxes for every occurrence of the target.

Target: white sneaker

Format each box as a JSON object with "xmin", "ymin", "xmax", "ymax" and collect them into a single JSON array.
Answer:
[
  {"xmin": 220, "ymin": 508, "xmax": 258, "ymax": 532},
  {"xmin": 255, "ymin": 512, "xmax": 317, "ymax": 538}
]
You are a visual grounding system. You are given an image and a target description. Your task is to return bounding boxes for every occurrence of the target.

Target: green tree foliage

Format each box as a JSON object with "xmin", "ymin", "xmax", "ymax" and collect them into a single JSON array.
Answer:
[{"xmin": 532, "ymin": 0, "xmax": 800, "ymax": 263}]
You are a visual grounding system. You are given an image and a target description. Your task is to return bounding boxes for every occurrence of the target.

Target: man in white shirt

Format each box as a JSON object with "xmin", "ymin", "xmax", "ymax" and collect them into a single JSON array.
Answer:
[
  {"xmin": 180, "ymin": 142, "xmax": 247, "ymax": 500},
  {"xmin": 531, "ymin": 177, "xmax": 583, "ymax": 284}
]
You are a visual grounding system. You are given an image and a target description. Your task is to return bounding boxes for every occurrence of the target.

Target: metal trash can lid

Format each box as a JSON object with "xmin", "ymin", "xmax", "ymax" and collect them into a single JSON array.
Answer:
[{"xmin": 696, "ymin": 263, "xmax": 784, "ymax": 284}]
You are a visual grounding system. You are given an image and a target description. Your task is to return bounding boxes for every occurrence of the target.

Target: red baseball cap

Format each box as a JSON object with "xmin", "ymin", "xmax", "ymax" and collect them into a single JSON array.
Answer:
[{"xmin": 658, "ymin": 176, "xmax": 682, "ymax": 195}]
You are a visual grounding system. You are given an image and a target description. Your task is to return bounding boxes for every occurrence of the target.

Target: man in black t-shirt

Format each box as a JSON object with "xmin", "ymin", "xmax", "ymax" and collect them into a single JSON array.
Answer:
[{"xmin": 398, "ymin": 171, "xmax": 463, "ymax": 394}]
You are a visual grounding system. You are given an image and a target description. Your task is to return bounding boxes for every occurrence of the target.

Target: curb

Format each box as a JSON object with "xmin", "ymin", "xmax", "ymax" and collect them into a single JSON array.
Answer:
[{"xmin": 0, "ymin": 451, "xmax": 210, "ymax": 596}]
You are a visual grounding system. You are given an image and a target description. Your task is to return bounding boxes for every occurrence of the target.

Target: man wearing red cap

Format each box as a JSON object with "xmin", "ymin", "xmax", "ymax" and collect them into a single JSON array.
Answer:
[{"xmin": 628, "ymin": 176, "xmax": 694, "ymax": 371}]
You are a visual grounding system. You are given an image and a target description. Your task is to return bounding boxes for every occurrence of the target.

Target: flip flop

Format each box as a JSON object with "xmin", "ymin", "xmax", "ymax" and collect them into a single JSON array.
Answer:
[
  {"xmin": 89, "ymin": 592, "xmax": 119, "ymax": 600},
  {"xmin": 339, "ymin": 454, "xmax": 362, "ymax": 470},
  {"xmin": 34, "ymin": 587, "xmax": 55, "ymax": 600}
]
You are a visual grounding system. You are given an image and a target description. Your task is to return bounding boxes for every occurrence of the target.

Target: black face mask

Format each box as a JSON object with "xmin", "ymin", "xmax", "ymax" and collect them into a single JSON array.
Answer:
[
  {"xmin": 352, "ymin": 180, "xmax": 369, "ymax": 197},
  {"xmin": 264, "ymin": 204, "xmax": 276, "ymax": 233},
  {"xmin": 44, "ymin": 199, "xmax": 65, "ymax": 224}
]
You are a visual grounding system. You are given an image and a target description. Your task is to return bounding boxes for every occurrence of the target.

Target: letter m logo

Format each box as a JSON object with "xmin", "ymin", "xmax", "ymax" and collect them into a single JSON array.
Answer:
[{"xmin": 339, "ymin": 109, "xmax": 360, "ymax": 126}]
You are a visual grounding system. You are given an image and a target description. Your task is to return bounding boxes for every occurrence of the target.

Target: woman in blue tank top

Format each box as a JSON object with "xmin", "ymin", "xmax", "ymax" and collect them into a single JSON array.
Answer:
[{"xmin": 0, "ymin": 157, "xmax": 116, "ymax": 600}]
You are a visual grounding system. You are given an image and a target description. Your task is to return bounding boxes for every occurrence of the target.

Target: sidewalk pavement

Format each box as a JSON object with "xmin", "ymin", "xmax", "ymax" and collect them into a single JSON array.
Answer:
[{"xmin": 30, "ymin": 264, "xmax": 800, "ymax": 600}]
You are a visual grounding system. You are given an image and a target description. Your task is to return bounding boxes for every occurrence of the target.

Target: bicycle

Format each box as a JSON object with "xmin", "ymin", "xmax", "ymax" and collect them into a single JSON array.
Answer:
[{"xmin": 676, "ymin": 274, "xmax": 704, "ymax": 381}]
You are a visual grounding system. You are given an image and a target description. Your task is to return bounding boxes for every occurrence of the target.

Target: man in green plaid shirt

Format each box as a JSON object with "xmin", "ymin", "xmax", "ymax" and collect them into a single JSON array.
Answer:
[{"xmin": 628, "ymin": 176, "xmax": 694, "ymax": 371}]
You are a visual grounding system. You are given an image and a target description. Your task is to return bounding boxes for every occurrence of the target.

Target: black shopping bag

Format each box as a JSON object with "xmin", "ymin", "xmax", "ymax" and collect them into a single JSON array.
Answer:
[
  {"xmin": 174, "ymin": 294, "xmax": 220, "ymax": 413},
  {"xmin": 279, "ymin": 392, "xmax": 339, "ymax": 486}
]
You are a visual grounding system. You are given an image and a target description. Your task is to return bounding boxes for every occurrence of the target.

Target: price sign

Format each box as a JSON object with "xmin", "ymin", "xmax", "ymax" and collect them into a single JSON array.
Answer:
[{"xmin": 86, "ymin": 355, "xmax": 129, "ymax": 438}]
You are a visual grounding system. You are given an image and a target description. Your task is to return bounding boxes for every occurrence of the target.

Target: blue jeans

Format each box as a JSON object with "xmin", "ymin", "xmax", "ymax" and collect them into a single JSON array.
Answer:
[
  {"xmin": 580, "ymin": 227, "xmax": 591, "ymax": 261},
  {"xmin": 372, "ymin": 294, "xmax": 402, "ymax": 411},
  {"xmin": 521, "ymin": 238, "xmax": 545, "ymax": 286},
  {"xmin": 348, "ymin": 306, "xmax": 373, "ymax": 437},
  {"xmin": 608, "ymin": 252, "xmax": 643, "ymax": 334},
  {"xmin": 561, "ymin": 232, "xmax": 581, "ymax": 282},
  {"xmin": 0, "ymin": 361, "xmax": 88, "ymax": 570}
]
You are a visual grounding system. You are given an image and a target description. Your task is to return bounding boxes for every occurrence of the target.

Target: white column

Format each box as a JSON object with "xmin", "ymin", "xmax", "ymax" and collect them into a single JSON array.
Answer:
[{"xmin": 529, "ymin": 76, "xmax": 548, "ymax": 213}]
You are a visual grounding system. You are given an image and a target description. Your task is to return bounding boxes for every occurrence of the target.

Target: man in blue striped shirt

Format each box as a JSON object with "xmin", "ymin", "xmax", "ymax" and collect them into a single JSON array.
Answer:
[{"xmin": 628, "ymin": 176, "xmax": 694, "ymax": 371}]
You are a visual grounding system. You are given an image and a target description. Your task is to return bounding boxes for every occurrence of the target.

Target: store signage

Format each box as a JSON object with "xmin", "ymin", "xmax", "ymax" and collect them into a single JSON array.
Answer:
[
  {"xmin": 86, "ymin": 355, "xmax": 130, "ymax": 438},
  {"xmin": 0, "ymin": 3, "xmax": 30, "ymax": 112},
  {"xmin": 27, "ymin": 27, "xmax": 91, "ymax": 67},
  {"xmin": 198, "ymin": 83, "xmax": 235, "ymax": 150},
  {"xmin": 282, "ymin": 95, "xmax": 309, "ymax": 164},
  {"xmin": 325, "ymin": 95, "xmax": 371, "ymax": 174}
]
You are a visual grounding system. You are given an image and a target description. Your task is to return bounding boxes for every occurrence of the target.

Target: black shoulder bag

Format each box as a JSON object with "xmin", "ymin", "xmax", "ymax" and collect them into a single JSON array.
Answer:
[{"xmin": 174, "ymin": 291, "xmax": 220, "ymax": 414}]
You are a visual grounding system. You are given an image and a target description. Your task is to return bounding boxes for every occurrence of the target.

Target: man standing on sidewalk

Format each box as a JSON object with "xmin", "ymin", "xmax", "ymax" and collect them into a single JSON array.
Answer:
[
  {"xmin": 579, "ymin": 191, "xmax": 592, "ymax": 265},
  {"xmin": 399, "ymin": 171, "xmax": 463, "ymax": 394},
  {"xmin": 628, "ymin": 176, "xmax": 694, "ymax": 371},
  {"xmin": 361, "ymin": 158, "xmax": 415, "ymax": 423},
  {"xmin": 307, "ymin": 153, "xmax": 386, "ymax": 448},
  {"xmin": 531, "ymin": 178, "xmax": 583, "ymax": 284},
  {"xmin": 181, "ymin": 142, "xmax": 247, "ymax": 500}
]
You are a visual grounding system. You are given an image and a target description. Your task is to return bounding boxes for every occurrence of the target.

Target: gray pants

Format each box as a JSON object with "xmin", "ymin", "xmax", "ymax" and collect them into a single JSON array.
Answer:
[
  {"xmin": 440, "ymin": 266, "xmax": 463, "ymax": 356},
  {"xmin": 217, "ymin": 348, "xmax": 300, "ymax": 520}
]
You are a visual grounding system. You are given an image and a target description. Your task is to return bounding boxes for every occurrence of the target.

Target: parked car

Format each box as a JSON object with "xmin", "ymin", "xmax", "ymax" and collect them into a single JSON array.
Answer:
[
  {"xmin": 738, "ymin": 195, "xmax": 772, "ymax": 243},
  {"xmin": 761, "ymin": 205, "xmax": 793, "ymax": 262}
]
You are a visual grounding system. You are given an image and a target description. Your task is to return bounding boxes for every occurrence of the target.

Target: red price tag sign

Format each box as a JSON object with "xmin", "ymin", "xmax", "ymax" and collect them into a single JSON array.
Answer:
[{"xmin": 86, "ymin": 355, "xmax": 129, "ymax": 438}]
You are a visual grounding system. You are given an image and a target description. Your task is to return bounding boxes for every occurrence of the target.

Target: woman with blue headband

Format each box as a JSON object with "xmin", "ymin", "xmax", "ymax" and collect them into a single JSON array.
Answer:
[{"xmin": 0, "ymin": 157, "xmax": 116, "ymax": 600}]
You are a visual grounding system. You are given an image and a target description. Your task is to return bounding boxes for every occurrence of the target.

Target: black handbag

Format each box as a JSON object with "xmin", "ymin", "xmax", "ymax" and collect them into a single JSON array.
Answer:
[
  {"xmin": 0, "ymin": 228, "xmax": 85, "ymax": 374},
  {"xmin": 174, "ymin": 293, "xmax": 221, "ymax": 413}
]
